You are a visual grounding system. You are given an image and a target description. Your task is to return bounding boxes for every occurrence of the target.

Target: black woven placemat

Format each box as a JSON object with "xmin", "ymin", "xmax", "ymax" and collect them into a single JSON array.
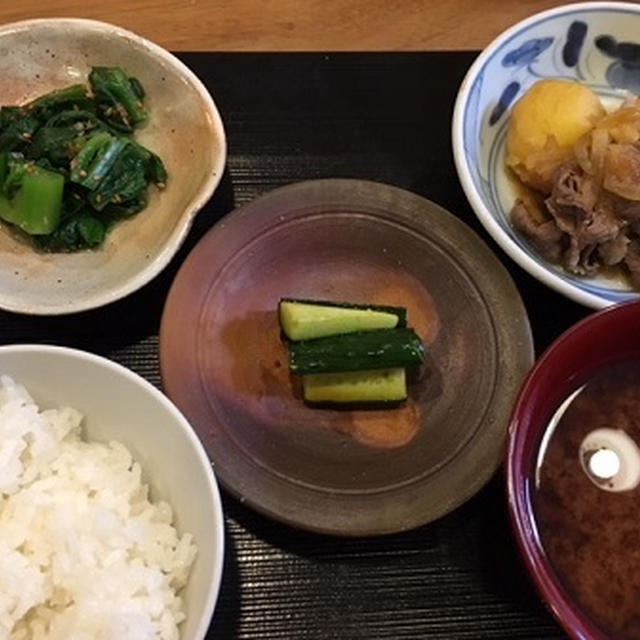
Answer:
[{"xmin": 0, "ymin": 52, "xmax": 584, "ymax": 639}]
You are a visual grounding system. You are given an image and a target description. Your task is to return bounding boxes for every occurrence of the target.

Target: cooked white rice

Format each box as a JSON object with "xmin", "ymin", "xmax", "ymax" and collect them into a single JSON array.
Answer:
[{"xmin": 0, "ymin": 375, "xmax": 197, "ymax": 640}]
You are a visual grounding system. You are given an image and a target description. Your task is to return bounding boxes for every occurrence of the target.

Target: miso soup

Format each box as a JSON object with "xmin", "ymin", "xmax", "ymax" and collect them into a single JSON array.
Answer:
[{"xmin": 533, "ymin": 361, "xmax": 640, "ymax": 639}]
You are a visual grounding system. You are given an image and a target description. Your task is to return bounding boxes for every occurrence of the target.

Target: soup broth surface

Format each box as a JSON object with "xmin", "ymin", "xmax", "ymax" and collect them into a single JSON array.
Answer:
[{"xmin": 534, "ymin": 361, "xmax": 640, "ymax": 639}]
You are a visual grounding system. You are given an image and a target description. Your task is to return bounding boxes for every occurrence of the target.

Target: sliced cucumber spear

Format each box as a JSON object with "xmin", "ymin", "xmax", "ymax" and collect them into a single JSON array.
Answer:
[
  {"xmin": 279, "ymin": 297, "xmax": 406, "ymax": 341},
  {"xmin": 289, "ymin": 327, "xmax": 424, "ymax": 375},
  {"xmin": 303, "ymin": 368, "xmax": 407, "ymax": 403}
]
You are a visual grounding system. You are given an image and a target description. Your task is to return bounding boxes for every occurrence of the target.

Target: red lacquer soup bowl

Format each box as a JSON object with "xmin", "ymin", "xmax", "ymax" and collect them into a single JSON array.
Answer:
[{"xmin": 508, "ymin": 299, "xmax": 640, "ymax": 640}]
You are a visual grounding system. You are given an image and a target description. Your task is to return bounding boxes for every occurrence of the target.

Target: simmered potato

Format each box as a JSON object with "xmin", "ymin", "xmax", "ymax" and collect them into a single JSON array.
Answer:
[{"xmin": 506, "ymin": 79, "xmax": 605, "ymax": 192}]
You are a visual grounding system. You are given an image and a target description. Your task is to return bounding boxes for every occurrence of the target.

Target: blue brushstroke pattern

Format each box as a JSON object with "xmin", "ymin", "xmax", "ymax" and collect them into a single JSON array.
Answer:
[
  {"xmin": 502, "ymin": 37, "xmax": 553, "ymax": 67},
  {"xmin": 596, "ymin": 34, "xmax": 640, "ymax": 65},
  {"xmin": 563, "ymin": 21, "xmax": 587, "ymax": 67},
  {"xmin": 596, "ymin": 34, "xmax": 640, "ymax": 92},
  {"xmin": 489, "ymin": 81, "xmax": 520, "ymax": 126},
  {"xmin": 605, "ymin": 63, "xmax": 640, "ymax": 92},
  {"xmin": 464, "ymin": 71, "xmax": 483, "ymax": 162}
]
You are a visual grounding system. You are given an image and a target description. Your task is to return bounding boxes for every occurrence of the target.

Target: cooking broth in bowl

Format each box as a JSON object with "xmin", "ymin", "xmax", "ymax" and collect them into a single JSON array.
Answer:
[{"xmin": 533, "ymin": 360, "xmax": 640, "ymax": 639}]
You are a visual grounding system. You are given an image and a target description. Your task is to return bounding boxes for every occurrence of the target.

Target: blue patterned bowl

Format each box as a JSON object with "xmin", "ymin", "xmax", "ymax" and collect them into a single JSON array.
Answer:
[{"xmin": 452, "ymin": 2, "xmax": 640, "ymax": 309}]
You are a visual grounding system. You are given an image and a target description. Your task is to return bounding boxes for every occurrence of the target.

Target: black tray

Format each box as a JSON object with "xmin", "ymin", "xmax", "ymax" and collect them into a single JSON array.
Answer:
[{"xmin": 2, "ymin": 52, "xmax": 581, "ymax": 639}]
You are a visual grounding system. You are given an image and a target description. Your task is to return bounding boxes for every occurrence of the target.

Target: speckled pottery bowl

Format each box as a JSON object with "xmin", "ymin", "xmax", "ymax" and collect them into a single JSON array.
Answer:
[
  {"xmin": 452, "ymin": 2, "xmax": 640, "ymax": 309},
  {"xmin": 0, "ymin": 18, "xmax": 226, "ymax": 315}
]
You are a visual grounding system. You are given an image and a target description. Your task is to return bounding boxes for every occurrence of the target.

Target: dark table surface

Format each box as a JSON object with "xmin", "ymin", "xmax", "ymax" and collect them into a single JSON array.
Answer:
[{"xmin": 0, "ymin": 52, "xmax": 587, "ymax": 639}]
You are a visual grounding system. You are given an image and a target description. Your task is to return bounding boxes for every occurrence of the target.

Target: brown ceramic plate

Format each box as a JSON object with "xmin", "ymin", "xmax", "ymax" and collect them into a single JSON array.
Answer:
[{"xmin": 159, "ymin": 179, "xmax": 533, "ymax": 536}]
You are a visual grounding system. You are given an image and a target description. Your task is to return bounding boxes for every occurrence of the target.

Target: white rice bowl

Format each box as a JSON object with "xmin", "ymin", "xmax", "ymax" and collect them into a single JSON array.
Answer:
[{"xmin": 0, "ymin": 375, "xmax": 197, "ymax": 639}]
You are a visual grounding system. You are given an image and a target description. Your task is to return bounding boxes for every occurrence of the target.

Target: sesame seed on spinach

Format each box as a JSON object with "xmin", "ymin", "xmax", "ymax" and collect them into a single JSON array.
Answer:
[{"xmin": 0, "ymin": 67, "xmax": 166, "ymax": 252}]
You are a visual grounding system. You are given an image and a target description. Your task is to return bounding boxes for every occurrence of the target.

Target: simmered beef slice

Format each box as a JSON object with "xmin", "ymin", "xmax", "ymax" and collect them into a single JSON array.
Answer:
[
  {"xmin": 564, "ymin": 236, "xmax": 602, "ymax": 275},
  {"xmin": 617, "ymin": 199, "xmax": 640, "ymax": 220},
  {"xmin": 542, "ymin": 165, "xmax": 627, "ymax": 274},
  {"xmin": 625, "ymin": 240, "xmax": 640, "ymax": 289},
  {"xmin": 511, "ymin": 199, "xmax": 564, "ymax": 262},
  {"xmin": 509, "ymin": 136, "xmax": 640, "ymax": 289},
  {"xmin": 566, "ymin": 197, "xmax": 627, "ymax": 274},
  {"xmin": 545, "ymin": 164, "xmax": 599, "ymax": 236},
  {"xmin": 599, "ymin": 232, "xmax": 630, "ymax": 266},
  {"xmin": 580, "ymin": 196, "xmax": 624, "ymax": 246}
]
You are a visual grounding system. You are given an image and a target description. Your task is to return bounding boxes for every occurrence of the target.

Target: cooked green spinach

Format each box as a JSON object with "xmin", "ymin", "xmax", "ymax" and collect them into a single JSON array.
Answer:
[{"xmin": 0, "ymin": 67, "xmax": 166, "ymax": 251}]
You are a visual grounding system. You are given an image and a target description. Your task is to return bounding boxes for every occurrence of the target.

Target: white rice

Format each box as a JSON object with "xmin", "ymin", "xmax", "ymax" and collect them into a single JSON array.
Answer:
[{"xmin": 0, "ymin": 376, "xmax": 197, "ymax": 640}]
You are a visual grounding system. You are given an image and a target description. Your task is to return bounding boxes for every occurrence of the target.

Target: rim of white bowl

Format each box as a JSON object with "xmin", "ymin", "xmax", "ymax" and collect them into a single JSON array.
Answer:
[
  {"xmin": 0, "ymin": 18, "xmax": 227, "ymax": 316},
  {"xmin": 452, "ymin": 1, "xmax": 640, "ymax": 310},
  {"xmin": 0, "ymin": 343, "xmax": 225, "ymax": 638}
]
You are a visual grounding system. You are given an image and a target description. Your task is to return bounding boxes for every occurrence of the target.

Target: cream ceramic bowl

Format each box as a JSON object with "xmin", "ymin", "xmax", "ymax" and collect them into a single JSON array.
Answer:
[
  {"xmin": 0, "ymin": 18, "xmax": 226, "ymax": 314},
  {"xmin": 0, "ymin": 344, "xmax": 225, "ymax": 638}
]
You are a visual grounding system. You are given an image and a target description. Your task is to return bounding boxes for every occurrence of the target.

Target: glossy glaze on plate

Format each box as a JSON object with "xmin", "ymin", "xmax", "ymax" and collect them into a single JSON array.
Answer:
[
  {"xmin": 453, "ymin": 2, "xmax": 640, "ymax": 309},
  {"xmin": 160, "ymin": 179, "xmax": 533, "ymax": 536}
]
